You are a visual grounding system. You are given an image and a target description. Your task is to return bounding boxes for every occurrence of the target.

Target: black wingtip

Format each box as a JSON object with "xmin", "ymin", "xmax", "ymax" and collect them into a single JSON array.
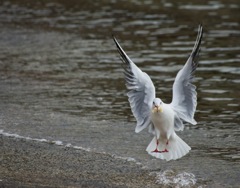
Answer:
[
  {"xmin": 112, "ymin": 35, "xmax": 121, "ymax": 51},
  {"xmin": 198, "ymin": 24, "xmax": 203, "ymax": 36},
  {"xmin": 112, "ymin": 33, "xmax": 116, "ymax": 40},
  {"xmin": 112, "ymin": 35, "xmax": 121, "ymax": 52},
  {"xmin": 191, "ymin": 25, "xmax": 203, "ymax": 58},
  {"xmin": 112, "ymin": 34, "xmax": 118, "ymax": 45},
  {"xmin": 111, "ymin": 35, "xmax": 130, "ymax": 66}
]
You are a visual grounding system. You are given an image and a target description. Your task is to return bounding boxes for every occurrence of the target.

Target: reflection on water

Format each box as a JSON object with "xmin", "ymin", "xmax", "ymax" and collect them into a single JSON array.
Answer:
[{"xmin": 0, "ymin": 0, "xmax": 239, "ymax": 187}]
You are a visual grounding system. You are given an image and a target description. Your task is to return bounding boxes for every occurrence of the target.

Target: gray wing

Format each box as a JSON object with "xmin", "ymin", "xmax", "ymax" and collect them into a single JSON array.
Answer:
[
  {"xmin": 170, "ymin": 25, "xmax": 203, "ymax": 130},
  {"xmin": 113, "ymin": 36, "xmax": 155, "ymax": 133}
]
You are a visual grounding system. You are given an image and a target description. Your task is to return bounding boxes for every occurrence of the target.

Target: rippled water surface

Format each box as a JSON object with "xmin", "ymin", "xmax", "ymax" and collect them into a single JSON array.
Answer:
[{"xmin": 0, "ymin": 0, "xmax": 239, "ymax": 187}]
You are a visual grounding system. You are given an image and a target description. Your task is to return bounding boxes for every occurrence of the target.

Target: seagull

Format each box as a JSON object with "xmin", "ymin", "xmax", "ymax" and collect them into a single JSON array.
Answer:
[{"xmin": 113, "ymin": 25, "xmax": 203, "ymax": 161}]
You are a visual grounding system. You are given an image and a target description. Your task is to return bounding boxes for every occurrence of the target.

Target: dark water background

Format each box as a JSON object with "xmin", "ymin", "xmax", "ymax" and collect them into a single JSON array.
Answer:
[{"xmin": 0, "ymin": 0, "xmax": 239, "ymax": 187}]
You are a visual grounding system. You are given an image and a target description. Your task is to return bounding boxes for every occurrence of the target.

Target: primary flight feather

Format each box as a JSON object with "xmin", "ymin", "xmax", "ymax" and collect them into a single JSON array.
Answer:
[{"xmin": 113, "ymin": 25, "xmax": 203, "ymax": 161}]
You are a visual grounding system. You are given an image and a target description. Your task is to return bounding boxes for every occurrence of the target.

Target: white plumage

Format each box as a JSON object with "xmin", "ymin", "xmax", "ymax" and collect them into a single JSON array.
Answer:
[{"xmin": 113, "ymin": 25, "xmax": 203, "ymax": 161}]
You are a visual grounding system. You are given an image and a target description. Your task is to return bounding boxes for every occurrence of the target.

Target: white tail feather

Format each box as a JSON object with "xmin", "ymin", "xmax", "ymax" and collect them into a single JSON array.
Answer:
[{"xmin": 146, "ymin": 132, "xmax": 191, "ymax": 161}]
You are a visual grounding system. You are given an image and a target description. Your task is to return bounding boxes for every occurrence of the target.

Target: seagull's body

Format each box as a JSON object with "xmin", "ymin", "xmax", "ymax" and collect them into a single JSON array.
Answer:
[{"xmin": 113, "ymin": 25, "xmax": 203, "ymax": 161}]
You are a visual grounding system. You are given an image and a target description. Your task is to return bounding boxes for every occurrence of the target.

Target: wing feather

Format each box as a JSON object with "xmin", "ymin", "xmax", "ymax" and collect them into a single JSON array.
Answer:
[
  {"xmin": 170, "ymin": 25, "xmax": 203, "ymax": 129},
  {"xmin": 113, "ymin": 36, "xmax": 155, "ymax": 133}
]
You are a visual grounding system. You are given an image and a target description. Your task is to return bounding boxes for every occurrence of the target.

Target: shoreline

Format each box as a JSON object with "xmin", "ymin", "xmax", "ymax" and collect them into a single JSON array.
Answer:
[{"xmin": 0, "ymin": 135, "xmax": 159, "ymax": 188}]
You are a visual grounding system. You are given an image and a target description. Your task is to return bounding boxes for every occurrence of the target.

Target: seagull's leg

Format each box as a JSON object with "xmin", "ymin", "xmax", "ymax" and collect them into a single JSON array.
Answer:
[
  {"xmin": 152, "ymin": 137, "xmax": 160, "ymax": 153},
  {"xmin": 161, "ymin": 140, "xmax": 169, "ymax": 152},
  {"xmin": 161, "ymin": 149, "xmax": 169, "ymax": 153},
  {"xmin": 157, "ymin": 139, "xmax": 169, "ymax": 153},
  {"xmin": 152, "ymin": 138, "xmax": 169, "ymax": 153}
]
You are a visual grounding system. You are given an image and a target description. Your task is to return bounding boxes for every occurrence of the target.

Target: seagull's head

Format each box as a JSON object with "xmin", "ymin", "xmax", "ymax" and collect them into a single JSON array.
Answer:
[{"xmin": 152, "ymin": 98, "xmax": 163, "ymax": 113}]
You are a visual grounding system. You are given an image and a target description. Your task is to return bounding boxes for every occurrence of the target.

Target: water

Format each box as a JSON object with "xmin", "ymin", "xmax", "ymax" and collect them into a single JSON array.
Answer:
[{"xmin": 0, "ymin": 0, "xmax": 239, "ymax": 187}]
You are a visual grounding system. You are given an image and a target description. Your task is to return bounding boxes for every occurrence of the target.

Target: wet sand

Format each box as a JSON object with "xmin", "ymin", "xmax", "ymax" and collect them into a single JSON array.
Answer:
[{"xmin": 0, "ymin": 135, "xmax": 159, "ymax": 188}]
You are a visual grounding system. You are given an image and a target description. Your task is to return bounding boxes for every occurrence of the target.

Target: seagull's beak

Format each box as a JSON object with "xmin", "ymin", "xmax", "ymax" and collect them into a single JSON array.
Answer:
[
  {"xmin": 157, "ymin": 106, "xmax": 163, "ymax": 113},
  {"xmin": 152, "ymin": 106, "xmax": 163, "ymax": 113}
]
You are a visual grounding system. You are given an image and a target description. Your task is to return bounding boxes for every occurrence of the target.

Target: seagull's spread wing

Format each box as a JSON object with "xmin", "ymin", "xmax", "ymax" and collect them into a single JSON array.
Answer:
[
  {"xmin": 113, "ymin": 36, "xmax": 155, "ymax": 133},
  {"xmin": 170, "ymin": 25, "xmax": 203, "ymax": 129}
]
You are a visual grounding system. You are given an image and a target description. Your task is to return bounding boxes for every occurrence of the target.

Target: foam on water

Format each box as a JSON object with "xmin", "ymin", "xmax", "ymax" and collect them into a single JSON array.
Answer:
[
  {"xmin": 0, "ymin": 129, "xmax": 140, "ymax": 165},
  {"xmin": 0, "ymin": 129, "xmax": 48, "ymax": 143},
  {"xmin": 0, "ymin": 129, "xmax": 95, "ymax": 152},
  {"xmin": 150, "ymin": 170, "xmax": 197, "ymax": 187},
  {"xmin": 65, "ymin": 143, "xmax": 91, "ymax": 152}
]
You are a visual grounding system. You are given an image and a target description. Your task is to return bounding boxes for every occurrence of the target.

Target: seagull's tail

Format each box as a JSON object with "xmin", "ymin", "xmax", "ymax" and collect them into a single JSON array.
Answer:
[{"xmin": 146, "ymin": 132, "xmax": 191, "ymax": 161}]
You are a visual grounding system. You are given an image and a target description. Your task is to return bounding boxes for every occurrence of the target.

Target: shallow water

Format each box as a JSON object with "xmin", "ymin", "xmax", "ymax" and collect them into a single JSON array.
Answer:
[{"xmin": 0, "ymin": 0, "xmax": 239, "ymax": 187}]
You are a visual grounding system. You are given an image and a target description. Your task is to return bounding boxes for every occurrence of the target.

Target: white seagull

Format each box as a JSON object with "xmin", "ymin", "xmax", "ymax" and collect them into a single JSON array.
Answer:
[{"xmin": 113, "ymin": 25, "xmax": 203, "ymax": 161}]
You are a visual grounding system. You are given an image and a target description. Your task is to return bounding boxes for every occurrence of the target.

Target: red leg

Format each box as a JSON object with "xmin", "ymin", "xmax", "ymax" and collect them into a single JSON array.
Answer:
[
  {"xmin": 152, "ymin": 148, "xmax": 159, "ymax": 153},
  {"xmin": 152, "ymin": 148, "xmax": 168, "ymax": 153},
  {"xmin": 162, "ymin": 149, "xmax": 168, "ymax": 153},
  {"xmin": 151, "ymin": 139, "xmax": 169, "ymax": 153},
  {"xmin": 152, "ymin": 138, "xmax": 160, "ymax": 153}
]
